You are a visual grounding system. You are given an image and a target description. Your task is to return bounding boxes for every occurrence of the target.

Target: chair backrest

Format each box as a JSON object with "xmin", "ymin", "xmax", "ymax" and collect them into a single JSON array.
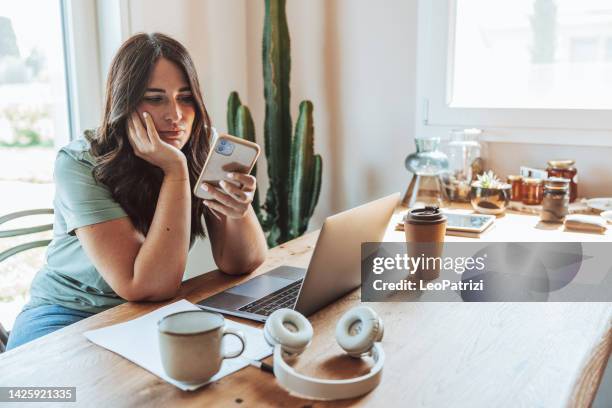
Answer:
[
  {"xmin": 0, "ymin": 208, "xmax": 54, "ymax": 352},
  {"xmin": 0, "ymin": 324, "xmax": 8, "ymax": 353},
  {"xmin": 0, "ymin": 209, "xmax": 54, "ymax": 263}
]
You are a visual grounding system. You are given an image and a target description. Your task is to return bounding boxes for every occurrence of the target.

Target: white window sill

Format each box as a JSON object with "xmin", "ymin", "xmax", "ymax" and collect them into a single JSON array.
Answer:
[{"xmin": 417, "ymin": 123, "xmax": 612, "ymax": 148}]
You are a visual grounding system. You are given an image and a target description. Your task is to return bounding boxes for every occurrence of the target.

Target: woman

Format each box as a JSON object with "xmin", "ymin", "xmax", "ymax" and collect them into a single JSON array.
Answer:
[{"xmin": 6, "ymin": 33, "xmax": 267, "ymax": 350}]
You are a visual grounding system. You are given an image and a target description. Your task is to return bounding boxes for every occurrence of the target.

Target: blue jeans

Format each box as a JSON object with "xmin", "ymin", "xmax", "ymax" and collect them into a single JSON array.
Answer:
[{"xmin": 6, "ymin": 304, "xmax": 94, "ymax": 351}]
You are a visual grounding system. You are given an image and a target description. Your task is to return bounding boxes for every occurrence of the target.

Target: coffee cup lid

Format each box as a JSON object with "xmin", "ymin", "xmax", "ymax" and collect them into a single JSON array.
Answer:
[{"xmin": 404, "ymin": 206, "xmax": 447, "ymax": 224}]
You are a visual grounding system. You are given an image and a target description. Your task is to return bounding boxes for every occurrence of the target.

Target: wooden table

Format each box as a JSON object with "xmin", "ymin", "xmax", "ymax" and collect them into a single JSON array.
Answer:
[{"xmin": 1, "ymin": 207, "xmax": 611, "ymax": 407}]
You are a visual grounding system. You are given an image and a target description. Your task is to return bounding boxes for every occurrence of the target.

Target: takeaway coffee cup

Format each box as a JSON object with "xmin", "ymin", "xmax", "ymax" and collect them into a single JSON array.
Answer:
[
  {"xmin": 403, "ymin": 206, "xmax": 447, "ymax": 281},
  {"xmin": 158, "ymin": 310, "xmax": 246, "ymax": 383}
]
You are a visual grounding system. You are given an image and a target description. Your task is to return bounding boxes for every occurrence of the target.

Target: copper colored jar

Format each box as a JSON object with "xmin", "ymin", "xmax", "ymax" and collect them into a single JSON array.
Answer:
[
  {"xmin": 546, "ymin": 160, "xmax": 577, "ymax": 203},
  {"xmin": 507, "ymin": 175, "xmax": 523, "ymax": 201},
  {"xmin": 522, "ymin": 178, "xmax": 543, "ymax": 205}
]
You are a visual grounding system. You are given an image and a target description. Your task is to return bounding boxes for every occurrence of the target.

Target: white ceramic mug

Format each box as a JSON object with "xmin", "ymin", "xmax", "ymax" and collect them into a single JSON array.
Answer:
[{"xmin": 158, "ymin": 310, "xmax": 246, "ymax": 383}]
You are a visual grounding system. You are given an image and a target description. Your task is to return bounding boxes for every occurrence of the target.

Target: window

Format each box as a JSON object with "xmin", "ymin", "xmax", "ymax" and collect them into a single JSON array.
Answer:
[
  {"xmin": 0, "ymin": 0, "xmax": 121, "ymax": 329},
  {"xmin": 0, "ymin": 0, "xmax": 70, "ymax": 326},
  {"xmin": 0, "ymin": 0, "xmax": 69, "ymax": 170},
  {"xmin": 417, "ymin": 0, "xmax": 612, "ymax": 145}
]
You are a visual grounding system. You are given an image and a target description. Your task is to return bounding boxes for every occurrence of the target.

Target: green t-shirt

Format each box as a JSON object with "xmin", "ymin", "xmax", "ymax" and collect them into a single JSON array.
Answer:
[{"xmin": 27, "ymin": 138, "xmax": 129, "ymax": 313}]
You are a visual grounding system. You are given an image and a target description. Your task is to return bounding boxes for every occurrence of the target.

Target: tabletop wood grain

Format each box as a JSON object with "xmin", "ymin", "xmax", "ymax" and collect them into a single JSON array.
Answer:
[{"xmin": 0, "ymin": 207, "xmax": 610, "ymax": 408}]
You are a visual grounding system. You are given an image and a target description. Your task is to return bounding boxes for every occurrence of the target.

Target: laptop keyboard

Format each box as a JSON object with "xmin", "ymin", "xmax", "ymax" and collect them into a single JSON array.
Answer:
[{"xmin": 238, "ymin": 279, "xmax": 304, "ymax": 316}]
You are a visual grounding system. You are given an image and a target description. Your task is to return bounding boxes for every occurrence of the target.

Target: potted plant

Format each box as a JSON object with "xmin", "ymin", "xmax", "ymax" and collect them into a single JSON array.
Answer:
[
  {"xmin": 226, "ymin": 0, "xmax": 322, "ymax": 247},
  {"xmin": 470, "ymin": 171, "xmax": 511, "ymax": 215}
]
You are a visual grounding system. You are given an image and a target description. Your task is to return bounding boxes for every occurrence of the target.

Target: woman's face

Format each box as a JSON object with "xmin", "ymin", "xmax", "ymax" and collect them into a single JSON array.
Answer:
[{"xmin": 135, "ymin": 57, "xmax": 195, "ymax": 149}]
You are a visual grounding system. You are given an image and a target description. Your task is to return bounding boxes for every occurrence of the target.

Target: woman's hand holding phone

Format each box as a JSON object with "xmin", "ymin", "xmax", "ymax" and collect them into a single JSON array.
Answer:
[
  {"xmin": 201, "ymin": 172, "xmax": 256, "ymax": 219},
  {"xmin": 126, "ymin": 112, "xmax": 187, "ymax": 178}
]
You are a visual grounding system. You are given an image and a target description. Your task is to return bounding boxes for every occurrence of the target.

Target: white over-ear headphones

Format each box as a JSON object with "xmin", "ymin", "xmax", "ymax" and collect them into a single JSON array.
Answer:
[{"xmin": 263, "ymin": 306, "xmax": 385, "ymax": 401}]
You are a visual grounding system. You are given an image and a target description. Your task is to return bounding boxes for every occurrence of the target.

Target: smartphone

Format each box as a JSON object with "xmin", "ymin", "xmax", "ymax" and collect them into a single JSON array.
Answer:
[{"xmin": 194, "ymin": 132, "xmax": 261, "ymax": 200}]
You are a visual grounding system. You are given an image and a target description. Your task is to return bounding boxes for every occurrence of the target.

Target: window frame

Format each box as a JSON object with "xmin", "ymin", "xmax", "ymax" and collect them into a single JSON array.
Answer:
[
  {"xmin": 416, "ymin": 0, "xmax": 612, "ymax": 147},
  {"xmin": 60, "ymin": 0, "xmax": 130, "ymax": 142},
  {"xmin": 60, "ymin": 0, "xmax": 102, "ymax": 142}
]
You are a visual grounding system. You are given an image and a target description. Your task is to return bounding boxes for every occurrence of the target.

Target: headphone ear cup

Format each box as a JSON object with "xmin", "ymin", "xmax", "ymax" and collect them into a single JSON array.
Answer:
[
  {"xmin": 264, "ymin": 308, "xmax": 313, "ymax": 355},
  {"xmin": 335, "ymin": 306, "xmax": 383, "ymax": 357}
]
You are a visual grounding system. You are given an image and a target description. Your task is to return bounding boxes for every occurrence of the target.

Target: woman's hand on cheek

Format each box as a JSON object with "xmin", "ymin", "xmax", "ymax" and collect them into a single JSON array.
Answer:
[
  {"xmin": 202, "ymin": 173, "xmax": 257, "ymax": 219},
  {"xmin": 126, "ymin": 111, "xmax": 187, "ymax": 177}
]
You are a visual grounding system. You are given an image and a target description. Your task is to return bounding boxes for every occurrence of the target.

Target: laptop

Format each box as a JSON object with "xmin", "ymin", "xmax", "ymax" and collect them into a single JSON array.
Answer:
[{"xmin": 197, "ymin": 193, "xmax": 399, "ymax": 322}]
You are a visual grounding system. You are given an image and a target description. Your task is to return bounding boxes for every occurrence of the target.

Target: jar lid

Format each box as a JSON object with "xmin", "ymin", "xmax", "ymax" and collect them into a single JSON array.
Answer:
[
  {"xmin": 547, "ymin": 159, "xmax": 575, "ymax": 169},
  {"xmin": 523, "ymin": 177, "xmax": 543, "ymax": 185},
  {"xmin": 507, "ymin": 175, "xmax": 522, "ymax": 181},
  {"xmin": 404, "ymin": 206, "xmax": 447, "ymax": 225}
]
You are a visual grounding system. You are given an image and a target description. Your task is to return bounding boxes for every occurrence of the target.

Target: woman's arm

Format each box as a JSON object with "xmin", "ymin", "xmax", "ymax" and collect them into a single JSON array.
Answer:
[
  {"xmin": 76, "ymin": 167, "xmax": 190, "ymax": 301},
  {"xmin": 131, "ymin": 162, "xmax": 190, "ymax": 296},
  {"xmin": 203, "ymin": 173, "xmax": 267, "ymax": 275},
  {"xmin": 76, "ymin": 112, "xmax": 191, "ymax": 301}
]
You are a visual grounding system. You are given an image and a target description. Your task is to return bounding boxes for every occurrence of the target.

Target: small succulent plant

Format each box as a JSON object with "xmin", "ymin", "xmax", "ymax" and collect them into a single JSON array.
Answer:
[{"xmin": 472, "ymin": 170, "xmax": 505, "ymax": 189}]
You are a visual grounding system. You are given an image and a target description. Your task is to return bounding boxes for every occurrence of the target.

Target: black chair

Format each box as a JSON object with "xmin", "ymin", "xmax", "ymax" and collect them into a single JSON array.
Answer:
[{"xmin": 0, "ymin": 209, "xmax": 53, "ymax": 353}]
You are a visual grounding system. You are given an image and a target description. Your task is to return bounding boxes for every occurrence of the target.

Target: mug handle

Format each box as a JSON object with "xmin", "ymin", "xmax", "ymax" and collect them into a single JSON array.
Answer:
[{"xmin": 221, "ymin": 328, "xmax": 246, "ymax": 359}]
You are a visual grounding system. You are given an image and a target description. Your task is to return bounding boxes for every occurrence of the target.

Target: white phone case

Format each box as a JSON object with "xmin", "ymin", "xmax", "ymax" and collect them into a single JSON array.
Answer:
[{"xmin": 194, "ymin": 133, "xmax": 260, "ymax": 200}]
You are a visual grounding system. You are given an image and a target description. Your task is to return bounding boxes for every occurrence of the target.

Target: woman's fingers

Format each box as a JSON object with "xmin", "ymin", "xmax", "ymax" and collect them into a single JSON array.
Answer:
[
  {"xmin": 220, "ymin": 180, "xmax": 251, "ymax": 204},
  {"xmin": 199, "ymin": 174, "xmax": 256, "ymax": 219},
  {"xmin": 128, "ymin": 115, "xmax": 141, "ymax": 144},
  {"xmin": 128, "ymin": 112, "xmax": 160, "ymax": 156},
  {"xmin": 227, "ymin": 173, "xmax": 256, "ymax": 192},
  {"xmin": 203, "ymin": 183, "xmax": 241, "ymax": 208},
  {"xmin": 124, "ymin": 111, "xmax": 187, "ymax": 171},
  {"xmin": 203, "ymin": 199, "xmax": 242, "ymax": 218},
  {"xmin": 131, "ymin": 112, "xmax": 150, "ymax": 143},
  {"xmin": 143, "ymin": 111, "xmax": 162, "ymax": 144},
  {"xmin": 126, "ymin": 117, "xmax": 143, "ymax": 152},
  {"xmin": 202, "ymin": 183, "xmax": 250, "ymax": 217}
]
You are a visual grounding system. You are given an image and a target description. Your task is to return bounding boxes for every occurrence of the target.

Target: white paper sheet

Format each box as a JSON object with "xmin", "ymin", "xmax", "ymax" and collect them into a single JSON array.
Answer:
[{"xmin": 84, "ymin": 299, "xmax": 273, "ymax": 391}]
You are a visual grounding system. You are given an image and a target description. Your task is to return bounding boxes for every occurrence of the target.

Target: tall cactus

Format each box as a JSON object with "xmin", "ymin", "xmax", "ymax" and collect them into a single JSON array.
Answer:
[
  {"xmin": 262, "ymin": 0, "xmax": 292, "ymax": 244},
  {"xmin": 227, "ymin": 92, "xmax": 262, "ymax": 220},
  {"xmin": 289, "ymin": 101, "xmax": 322, "ymax": 237},
  {"xmin": 226, "ymin": 0, "xmax": 322, "ymax": 247},
  {"xmin": 226, "ymin": 91, "xmax": 241, "ymax": 137}
]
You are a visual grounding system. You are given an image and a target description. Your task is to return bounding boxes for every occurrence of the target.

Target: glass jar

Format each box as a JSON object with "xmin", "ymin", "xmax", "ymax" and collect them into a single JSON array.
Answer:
[
  {"xmin": 403, "ymin": 137, "xmax": 450, "ymax": 208},
  {"xmin": 507, "ymin": 175, "xmax": 523, "ymax": 201},
  {"xmin": 540, "ymin": 178, "xmax": 570, "ymax": 223},
  {"xmin": 521, "ymin": 178, "xmax": 543, "ymax": 205},
  {"xmin": 446, "ymin": 129, "xmax": 482, "ymax": 202},
  {"xmin": 546, "ymin": 160, "xmax": 577, "ymax": 203}
]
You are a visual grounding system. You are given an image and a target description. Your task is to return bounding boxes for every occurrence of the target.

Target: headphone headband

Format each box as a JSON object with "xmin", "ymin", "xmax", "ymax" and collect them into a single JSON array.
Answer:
[
  {"xmin": 264, "ymin": 307, "xmax": 385, "ymax": 400},
  {"xmin": 272, "ymin": 343, "xmax": 384, "ymax": 401}
]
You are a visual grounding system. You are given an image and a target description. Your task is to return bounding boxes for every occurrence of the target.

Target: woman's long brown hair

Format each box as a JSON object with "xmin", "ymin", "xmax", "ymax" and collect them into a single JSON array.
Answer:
[{"xmin": 88, "ymin": 33, "xmax": 210, "ymax": 241}]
